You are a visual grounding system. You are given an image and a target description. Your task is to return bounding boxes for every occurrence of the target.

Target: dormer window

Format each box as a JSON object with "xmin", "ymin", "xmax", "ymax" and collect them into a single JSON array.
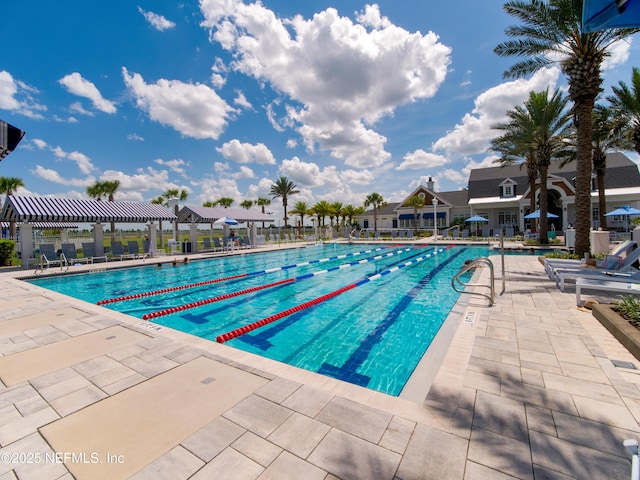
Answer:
[{"xmin": 499, "ymin": 178, "xmax": 517, "ymax": 198}]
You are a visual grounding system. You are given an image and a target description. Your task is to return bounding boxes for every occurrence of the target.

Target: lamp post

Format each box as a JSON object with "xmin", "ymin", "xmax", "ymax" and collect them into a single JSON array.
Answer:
[{"xmin": 432, "ymin": 198, "xmax": 438, "ymax": 241}]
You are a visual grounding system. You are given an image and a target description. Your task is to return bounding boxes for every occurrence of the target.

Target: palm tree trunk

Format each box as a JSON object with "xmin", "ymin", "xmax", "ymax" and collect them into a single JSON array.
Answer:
[
  {"xmin": 538, "ymin": 164, "xmax": 549, "ymax": 245},
  {"xmin": 574, "ymin": 100, "xmax": 594, "ymax": 257},
  {"xmin": 596, "ymin": 169, "xmax": 607, "ymax": 230}
]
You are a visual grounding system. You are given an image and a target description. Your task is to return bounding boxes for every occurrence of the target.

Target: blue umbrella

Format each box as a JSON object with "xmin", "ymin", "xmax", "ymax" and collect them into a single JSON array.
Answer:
[
  {"xmin": 583, "ymin": 0, "xmax": 640, "ymax": 32},
  {"xmin": 465, "ymin": 215, "xmax": 488, "ymax": 236},
  {"xmin": 213, "ymin": 216, "xmax": 239, "ymax": 225},
  {"xmin": 524, "ymin": 210, "xmax": 559, "ymax": 219},
  {"xmin": 604, "ymin": 205, "xmax": 640, "ymax": 232}
]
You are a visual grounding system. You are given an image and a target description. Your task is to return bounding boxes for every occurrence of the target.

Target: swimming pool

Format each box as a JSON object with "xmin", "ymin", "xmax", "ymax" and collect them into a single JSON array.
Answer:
[{"xmin": 28, "ymin": 243, "xmax": 491, "ymax": 396}]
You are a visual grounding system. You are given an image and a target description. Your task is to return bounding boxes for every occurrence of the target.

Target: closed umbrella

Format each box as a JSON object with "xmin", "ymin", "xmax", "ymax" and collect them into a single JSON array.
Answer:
[
  {"xmin": 604, "ymin": 205, "xmax": 640, "ymax": 233},
  {"xmin": 465, "ymin": 215, "xmax": 489, "ymax": 236}
]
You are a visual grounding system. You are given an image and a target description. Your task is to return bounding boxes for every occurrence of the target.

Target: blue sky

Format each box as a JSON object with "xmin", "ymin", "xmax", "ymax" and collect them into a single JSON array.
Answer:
[{"xmin": 2, "ymin": 0, "xmax": 639, "ymax": 222}]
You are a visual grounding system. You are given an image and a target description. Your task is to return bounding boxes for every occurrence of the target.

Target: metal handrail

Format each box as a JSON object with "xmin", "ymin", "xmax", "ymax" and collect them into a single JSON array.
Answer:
[{"xmin": 451, "ymin": 257, "xmax": 495, "ymax": 306}]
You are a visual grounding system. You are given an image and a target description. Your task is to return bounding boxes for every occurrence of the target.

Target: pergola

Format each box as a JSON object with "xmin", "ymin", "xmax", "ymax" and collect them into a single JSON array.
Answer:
[
  {"xmin": 176, "ymin": 205, "xmax": 275, "ymax": 250},
  {"xmin": 0, "ymin": 195, "xmax": 176, "ymax": 265}
]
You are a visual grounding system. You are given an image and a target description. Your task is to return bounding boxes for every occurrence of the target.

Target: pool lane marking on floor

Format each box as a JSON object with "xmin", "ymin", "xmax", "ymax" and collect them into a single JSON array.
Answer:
[
  {"xmin": 237, "ymin": 247, "xmax": 440, "ymax": 350},
  {"xmin": 318, "ymin": 248, "xmax": 467, "ymax": 387},
  {"xmin": 97, "ymin": 246, "xmax": 387, "ymax": 305},
  {"xmin": 141, "ymin": 247, "xmax": 416, "ymax": 320},
  {"xmin": 216, "ymin": 246, "xmax": 453, "ymax": 343}
]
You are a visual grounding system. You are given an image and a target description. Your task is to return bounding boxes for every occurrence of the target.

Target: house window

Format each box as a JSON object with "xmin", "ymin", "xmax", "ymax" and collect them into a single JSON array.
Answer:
[
  {"xmin": 503, "ymin": 185, "xmax": 513, "ymax": 197},
  {"xmin": 498, "ymin": 211, "xmax": 517, "ymax": 225}
]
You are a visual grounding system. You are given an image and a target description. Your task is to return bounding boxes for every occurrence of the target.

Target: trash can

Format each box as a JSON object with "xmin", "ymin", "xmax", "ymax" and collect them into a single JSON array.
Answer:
[{"xmin": 181, "ymin": 241, "xmax": 192, "ymax": 254}]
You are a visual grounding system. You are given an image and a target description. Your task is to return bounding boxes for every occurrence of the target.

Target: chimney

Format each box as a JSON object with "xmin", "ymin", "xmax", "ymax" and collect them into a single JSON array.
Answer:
[{"xmin": 427, "ymin": 177, "xmax": 434, "ymax": 191}]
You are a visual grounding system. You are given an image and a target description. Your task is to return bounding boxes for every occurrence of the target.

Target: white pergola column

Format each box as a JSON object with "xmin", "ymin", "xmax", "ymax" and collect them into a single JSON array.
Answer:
[
  {"xmin": 20, "ymin": 223, "xmax": 33, "ymax": 269},
  {"xmin": 190, "ymin": 222, "xmax": 198, "ymax": 253},
  {"xmin": 92, "ymin": 223, "xmax": 104, "ymax": 256},
  {"xmin": 147, "ymin": 222, "xmax": 157, "ymax": 257}
]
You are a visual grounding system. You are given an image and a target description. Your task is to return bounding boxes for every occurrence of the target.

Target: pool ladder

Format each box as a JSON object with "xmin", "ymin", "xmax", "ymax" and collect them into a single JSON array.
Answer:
[{"xmin": 451, "ymin": 257, "xmax": 495, "ymax": 306}]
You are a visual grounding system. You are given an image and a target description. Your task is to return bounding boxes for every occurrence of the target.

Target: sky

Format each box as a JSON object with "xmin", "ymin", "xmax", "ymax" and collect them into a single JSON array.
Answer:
[{"xmin": 2, "ymin": 0, "xmax": 640, "ymax": 224}]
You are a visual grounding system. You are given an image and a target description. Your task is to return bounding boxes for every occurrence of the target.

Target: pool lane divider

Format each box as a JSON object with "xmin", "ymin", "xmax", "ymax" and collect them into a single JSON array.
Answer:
[
  {"xmin": 97, "ymin": 246, "xmax": 387, "ymax": 305},
  {"xmin": 318, "ymin": 247, "xmax": 467, "ymax": 387},
  {"xmin": 215, "ymin": 245, "xmax": 454, "ymax": 343},
  {"xmin": 141, "ymin": 247, "xmax": 416, "ymax": 320}
]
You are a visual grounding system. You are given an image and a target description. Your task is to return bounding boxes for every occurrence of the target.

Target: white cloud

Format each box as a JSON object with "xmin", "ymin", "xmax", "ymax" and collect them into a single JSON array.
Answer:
[
  {"xmin": 216, "ymin": 139, "xmax": 276, "ymax": 164},
  {"xmin": 32, "ymin": 138, "xmax": 47, "ymax": 149},
  {"xmin": 69, "ymin": 101, "xmax": 93, "ymax": 116},
  {"xmin": 127, "ymin": 133, "xmax": 144, "ymax": 141},
  {"xmin": 32, "ymin": 165, "xmax": 94, "ymax": 187},
  {"xmin": 122, "ymin": 67, "xmax": 235, "ymax": 140},
  {"xmin": 233, "ymin": 165, "xmax": 256, "ymax": 179},
  {"xmin": 99, "ymin": 167, "xmax": 180, "ymax": 197},
  {"xmin": 67, "ymin": 151, "xmax": 95, "ymax": 175},
  {"xmin": 0, "ymin": 70, "xmax": 47, "ymax": 118},
  {"xmin": 138, "ymin": 7, "xmax": 176, "ymax": 31},
  {"xmin": 604, "ymin": 38, "xmax": 632, "ymax": 70},
  {"xmin": 59, "ymin": 72, "xmax": 117, "ymax": 114},
  {"xmin": 432, "ymin": 67, "xmax": 561, "ymax": 156},
  {"xmin": 200, "ymin": 2, "xmax": 452, "ymax": 168},
  {"xmin": 154, "ymin": 158, "xmax": 190, "ymax": 176},
  {"xmin": 233, "ymin": 90, "xmax": 252, "ymax": 109},
  {"xmin": 397, "ymin": 149, "xmax": 450, "ymax": 170}
]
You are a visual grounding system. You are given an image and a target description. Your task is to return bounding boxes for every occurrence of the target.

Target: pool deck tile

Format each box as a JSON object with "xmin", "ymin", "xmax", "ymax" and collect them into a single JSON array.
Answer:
[{"xmin": 0, "ymin": 248, "xmax": 639, "ymax": 478}]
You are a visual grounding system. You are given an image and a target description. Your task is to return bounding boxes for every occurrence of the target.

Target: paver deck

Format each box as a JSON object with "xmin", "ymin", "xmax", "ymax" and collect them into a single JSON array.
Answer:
[{"xmin": 0, "ymin": 248, "xmax": 638, "ymax": 479}]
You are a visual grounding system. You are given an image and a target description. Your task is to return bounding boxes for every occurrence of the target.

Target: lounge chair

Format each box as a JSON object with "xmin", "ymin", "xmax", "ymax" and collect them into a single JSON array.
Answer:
[
  {"xmin": 576, "ymin": 277, "xmax": 640, "ymax": 306},
  {"xmin": 242, "ymin": 235, "xmax": 253, "ymax": 249},
  {"xmin": 213, "ymin": 237, "xmax": 224, "ymax": 251},
  {"xmin": 481, "ymin": 227, "xmax": 491, "ymax": 238},
  {"xmin": 127, "ymin": 241, "xmax": 147, "ymax": 259},
  {"xmin": 61, "ymin": 243, "xmax": 92, "ymax": 265},
  {"xmin": 82, "ymin": 242, "xmax": 108, "ymax": 263},
  {"xmin": 38, "ymin": 243, "xmax": 63, "ymax": 268},
  {"xmin": 545, "ymin": 240, "xmax": 637, "ymax": 278},
  {"xmin": 201, "ymin": 237, "xmax": 214, "ymax": 252},
  {"xmin": 554, "ymin": 247, "xmax": 640, "ymax": 292},
  {"xmin": 110, "ymin": 241, "xmax": 136, "ymax": 261},
  {"xmin": 505, "ymin": 227, "xmax": 515, "ymax": 239},
  {"xmin": 461, "ymin": 229, "xmax": 469, "ymax": 239}
]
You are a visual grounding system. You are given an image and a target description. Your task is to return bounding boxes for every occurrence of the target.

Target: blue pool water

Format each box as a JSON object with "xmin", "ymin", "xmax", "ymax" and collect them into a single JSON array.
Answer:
[{"xmin": 27, "ymin": 243, "xmax": 493, "ymax": 396}]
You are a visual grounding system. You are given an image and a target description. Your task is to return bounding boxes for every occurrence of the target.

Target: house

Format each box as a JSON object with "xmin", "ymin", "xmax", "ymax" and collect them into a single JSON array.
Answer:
[{"xmin": 356, "ymin": 153, "xmax": 640, "ymax": 235}]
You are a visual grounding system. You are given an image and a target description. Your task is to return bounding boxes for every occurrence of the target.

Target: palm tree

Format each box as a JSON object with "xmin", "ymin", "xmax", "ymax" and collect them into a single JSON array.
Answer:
[
  {"xmin": 269, "ymin": 176, "xmax": 299, "ymax": 228},
  {"xmin": 87, "ymin": 180, "xmax": 120, "ymax": 239},
  {"xmin": 165, "ymin": 189, "xmax": 188, "ymax": 242},
  {"xmin": 494, "ymin": 0, "xmax": 639, "ymax": 255},
  {"xmin": 364, "ymin": 193, "xmax": 387, "ymax": 233},
  {"xmin": 405, "ymin": 195, "xmax": 425, "ymax": 237},
  {"xmin": 240, "ymin": 199, "xmax": 253, "ymax": 210},
  {"xmin": 290, "ymin": 201, "xmax": 310, "ymax": 237},
  {"xmin": 0, "ymin": 176, "xmax": 24, "ymax": 238},
  {"xmin": 255, "ymin": 197, "xmax": 271, "ymax": 229},
  {"xmin": 329, "ymin": 201, "xmax": 343, "ymax": 230},
  {"xmin": 312, "ymin": 200, "xmax": 332, "ymax": 231},
  {"xmin": 342, "ymin": 204, "xmax": 363, "ymax": 228},
  {"xmin": 591, "ymin": 105, "xmax": 626, "ymax": 229},
  {"xmin": 202, "ymin": 200, "xmax": 218, "ymax": 207},
  {"xmin": 493, "ymin": 89, "xmax": 573, "ymax": 244},
  {"xmin": 490, "ymin": 133, "xmax": 539, "ymax": 218},
  {"xmin": 607, "ymin": 66, "xmax": 640, "ymax": 154},
  {"xmin": 217, "ymin": 197, "xmax": 234, "ymax": 208}
]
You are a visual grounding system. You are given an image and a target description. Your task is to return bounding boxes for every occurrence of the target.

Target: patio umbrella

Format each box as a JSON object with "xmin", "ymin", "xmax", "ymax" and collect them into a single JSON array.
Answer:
[
  {"xmin": 583, "ymin": 0, "xmax": 640, "ymax": 32},
  {"xmin": 213, "ymin": 216, "xmax": 239, "ymax": 225},
  {"xmin": 523, "ymin": 210, "xmax": 559, "ymax": 219},
  {"xmin": 604, "ymin": 205, "xmax": 640, "ymax": 232},
  {"xmin": 465, "ymin": 215, "xmax": 489, "ymax": 236}
]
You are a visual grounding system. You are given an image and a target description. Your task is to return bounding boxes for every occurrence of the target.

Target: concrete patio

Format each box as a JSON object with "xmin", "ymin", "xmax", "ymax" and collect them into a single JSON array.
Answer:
[{"xmin": 0, "ymin": 250, "xmax": 638, "ymax": 479}]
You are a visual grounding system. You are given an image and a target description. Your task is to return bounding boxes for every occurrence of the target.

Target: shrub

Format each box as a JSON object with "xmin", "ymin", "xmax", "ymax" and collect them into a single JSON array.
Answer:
[
  {"xmin": 613, "ymin": 295, "xmax": 640, "ymax": 327},
  {"xmin": 0, "ymin": 240, "xmax": 15, "ymax": 266}
]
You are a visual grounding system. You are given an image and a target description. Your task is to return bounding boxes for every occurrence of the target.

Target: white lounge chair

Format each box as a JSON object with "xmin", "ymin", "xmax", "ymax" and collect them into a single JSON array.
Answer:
[
  {"xmin": 554, "ymin": 248, "xmax": 640, "ymax": 292},
  {"xmin": 576, "ymin": 278, "xmax": 640, "ymax": 306}
]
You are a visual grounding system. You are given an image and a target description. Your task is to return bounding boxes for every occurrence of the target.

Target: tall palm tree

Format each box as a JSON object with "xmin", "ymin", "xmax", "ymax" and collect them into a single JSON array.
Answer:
[
  {"xmin": 240, "ymin": 199, "xmax": 253, "ymax": 210},
  {"xmin": 493, "ymin": 89, "xmax": 573, "ymax": 244},
  {"xmin": 164, "ymin": 189, "xmax": 188, "ymax": 242},
  {"xmin": 607, "ymin": 66, "xmax": 640, "ymax": 154},
  {"xmin": 87, "ymin": 180, "xmax": 120, "ymax": 239},
  {"xmin": 312, "ymin": 200, "xmax": 332, "ymax": 230},
  {"xmin": 342, "ymin": 204, "xmax": 364, "ymax": 228},
  {"xmin": 269, "ymin": 176, "xmax": 299, "ymax": 228},
  {"xmin": 591, "ymin": 105, "xmax": 626, "ymax": 229},
  {"xmin": 329, "ymin": 201, "xmax": 343, "ymax": 229},
  {"xmin": 494, "ymin": 0, "xmax": 639, "ymax": 255},
  {"xmin": 0, "ymin": 176, "xmax": 24, "ymax": 238},
  {"xmin": 364, "ymin": 193, "xmax": 387, "ymax": 233},
  {"xmin": 202, "ymin": 200, "xmax": 218, "ymax": 207},
  {"xmin": 255, "ymin": 197, "xmax": 271, "ymax": 229},
  {"xmin": 490, "ymin": 134, "xmax": 539, "ymax": 218},
  {"xmin": 405, "ymin": 195, "xmax": 425, "ymax": 237},
  {"xmin": 290, "ymin": 201, "xmax": 310, "ymax": 237}
]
